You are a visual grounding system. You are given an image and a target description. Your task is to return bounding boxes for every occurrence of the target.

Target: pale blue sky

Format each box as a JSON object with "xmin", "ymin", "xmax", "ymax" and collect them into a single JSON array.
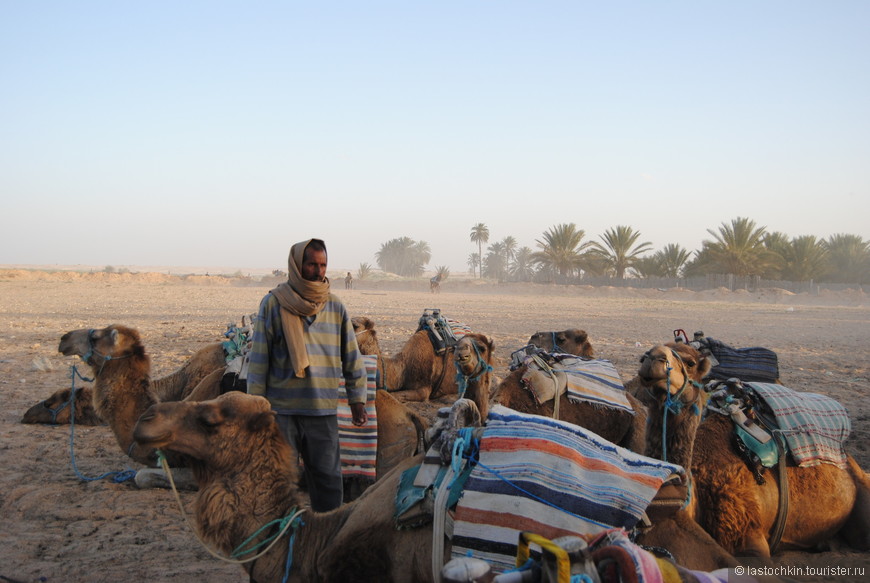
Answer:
[{"xmin": 2, "ymin": 1, "xmax": 868, "ymax": 274}]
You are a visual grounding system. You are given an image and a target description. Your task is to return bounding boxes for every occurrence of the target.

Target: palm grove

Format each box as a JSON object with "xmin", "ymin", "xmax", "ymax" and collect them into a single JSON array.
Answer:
[{"xmin": 364, "ymin": 218, "xmax": 869, "ymax": 286}]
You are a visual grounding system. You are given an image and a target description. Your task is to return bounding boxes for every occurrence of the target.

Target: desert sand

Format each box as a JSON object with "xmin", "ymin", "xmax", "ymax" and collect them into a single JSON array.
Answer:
[{"xmin": 1, "ymin": 269, "xmax": 868, "ymax": 582}]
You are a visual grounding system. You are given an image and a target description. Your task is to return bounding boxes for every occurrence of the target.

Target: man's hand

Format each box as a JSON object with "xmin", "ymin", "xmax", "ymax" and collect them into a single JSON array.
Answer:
[{"xmin": 350, "ymin": 402, "xmax": 368, "ymax": 426}]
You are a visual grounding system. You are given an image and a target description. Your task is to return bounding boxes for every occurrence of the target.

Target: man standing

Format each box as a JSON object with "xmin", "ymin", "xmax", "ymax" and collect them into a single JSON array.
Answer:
[{"xmin": 247, "ymin": 238, "xmax": 368, "ymax": 512}]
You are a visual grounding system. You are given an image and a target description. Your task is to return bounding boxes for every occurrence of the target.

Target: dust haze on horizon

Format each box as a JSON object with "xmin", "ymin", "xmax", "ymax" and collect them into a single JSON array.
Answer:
[{"xmin": 2, "ymin": 3, "xmax": 868, "ymax": 275}]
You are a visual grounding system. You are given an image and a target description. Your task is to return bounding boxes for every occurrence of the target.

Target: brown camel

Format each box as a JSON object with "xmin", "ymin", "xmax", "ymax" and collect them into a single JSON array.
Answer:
[
  {"xmin": 527, "ymin": 328, "xmax": 594, "ymax": 357},
  {"xmin": 134, "ymin": 391, "xmax": 439, "ymax": 582},
  {"xmin": 21, "ymin": 385, "xmax": 104, "ymax": 425},
  {"xmin": 452, "ymin": 334, "xmax": 497, "ymax": 420},
  {"xmin": 133, "ymin": 392, "xmax": 753, "ymax": 580},
  {"xmin": 632, "ymin": 342, "xmax": 870, "ymax": 560},
  {"xmin": 23, "ymin": 340, "xmax": 227, "ymax": 426},
  {"xmin": 457, "ymin": 339, "xmax": 648, "ymax": 453},
  {"xmin": 58, "ymin": 325, "xmax": 226, "ymax": 466},
  {"xmin": 58, "ymin": 324, "xmax": 425, "ymax": 487},
  {"xmin": 352, "ymin": 316, "xmax": 460, "ymax": 402}
]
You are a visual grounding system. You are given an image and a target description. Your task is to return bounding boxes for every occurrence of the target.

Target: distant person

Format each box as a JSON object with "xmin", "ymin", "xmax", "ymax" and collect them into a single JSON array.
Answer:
[
  {"xmin": 345, "ymin": 271, "xmax": 353, "ymax": 290},
  {"xmin": 430, "ymin": 273, "xmax": 442, "ymax": 294},
  {"xmin": 247, "ymin": 238, "xmax": 368, "ymax": 512}
]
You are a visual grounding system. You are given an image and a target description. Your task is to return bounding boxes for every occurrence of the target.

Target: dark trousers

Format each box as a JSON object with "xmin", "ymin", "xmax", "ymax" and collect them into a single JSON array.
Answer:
[{"xmin": 276, "ymin": 414, "xmax": 343, "ymax": 512}]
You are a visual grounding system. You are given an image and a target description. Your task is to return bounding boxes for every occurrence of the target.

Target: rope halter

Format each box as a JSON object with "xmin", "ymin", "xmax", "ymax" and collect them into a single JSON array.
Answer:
[{"xmin": 454, "ymin": 338, "xmax": 493, "ymax": 399}]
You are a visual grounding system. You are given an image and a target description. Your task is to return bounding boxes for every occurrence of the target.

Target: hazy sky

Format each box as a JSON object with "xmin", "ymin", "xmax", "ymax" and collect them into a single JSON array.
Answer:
[{"xmin": 2, "ymin": 2, "xmax": 868, "ymax": 274}]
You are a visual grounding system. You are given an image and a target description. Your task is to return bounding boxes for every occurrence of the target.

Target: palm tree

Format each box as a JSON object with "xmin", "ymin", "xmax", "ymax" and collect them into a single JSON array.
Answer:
[
  {"xmin": 824, "ymin": 234, "xmax": 870, "ymax": 283},
  {"xmin": 631, "ymin": 255, "xmax": 666, "ymax": 278},
  {"xmin": 590, "ymin": 225, "xmax": 653, "ymax": 279},
  {"xmin": 702, "ymin": 217, "xmax": 776, "ymax": 276},
  {"xmin": 762, "ymin": 231, "xmax": 791, "ymax": 279},
  {"xmin": 532, "ymin": 223, "xmax": 593, "ymax": 282},
  {"xmin": 484, "ymin": 241, "xmax": 508, "ymax": 282},
  {"xmin": 501, "ymin": 236, "xmax": 518, "ymax": 264},
  {"xmin": 510, "ymin": 246, "xmax": 537, "ymax": 282},
  {"xmin": 356, "ymin": 263, "xmax": 373, "ymax": 280},
  {"xmin": 780, "ymin": 236, "xmax": 829, "ymax": 282},
  {"xmin": 467, "ymin": 252, "xmax": 480, "ymax": 277},
  {"xmin": 375, "ymin": 237, "xmax": 431, "ymax": 277},
  {"xmin": 469, "ymin": 223, "xmax": 490, "ymax": 278},
  {"xmin": 655, "ymin": 243, "xmax": 692, "ymax": 278}
]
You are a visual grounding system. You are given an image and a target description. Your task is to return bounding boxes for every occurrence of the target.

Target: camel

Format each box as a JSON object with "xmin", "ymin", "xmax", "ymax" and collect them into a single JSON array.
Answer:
[
  {"xmin": 22, "ymin": 385, "xmax": 103, "ymax": 425},
  {"xmin": 133, "ymin": 392, "xmax": 755, "ymax": 581},
  {"xmin": 58, "ymin": 324, "xmax": 426, "ymax": 489},
  {"xmin": 23, "ymin": 340, "xmax": 227, "ymax": 426},
  {"xmin": 456, "ymin": 337, "xmax": 648, "ymax": 453},
  {"xmin": 527, "ymin": 328, "xmax": 594, "ymax": 357},
  {"xmin": 632, "ymin": 342, "xmax": 870, "ymax": 560},
  {"xmin": 352, "ymin": 316, "xmax": 461, "ymax": 402},
  {"xmin": 58, "ymin": 325, "xmax": 227, "ymax": 466}
]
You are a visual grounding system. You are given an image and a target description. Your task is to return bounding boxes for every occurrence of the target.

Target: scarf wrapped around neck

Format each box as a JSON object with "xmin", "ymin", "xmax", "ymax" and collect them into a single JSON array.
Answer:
[{"xmin": 270, "ymin": 239, "xmax": 330, "ymax": 378}]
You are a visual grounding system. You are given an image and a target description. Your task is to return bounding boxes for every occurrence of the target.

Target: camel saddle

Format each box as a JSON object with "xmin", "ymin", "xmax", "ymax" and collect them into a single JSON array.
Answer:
[
  {"xmin": 416, "ymin": 309, "xmax": 470, "ymax": 355},
  {"xmin": 510, "ymin": 346, "xmax": 633, "ymax": 415}
]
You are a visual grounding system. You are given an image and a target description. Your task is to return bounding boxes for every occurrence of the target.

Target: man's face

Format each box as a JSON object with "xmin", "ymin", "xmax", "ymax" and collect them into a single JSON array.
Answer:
[{"xmin": 301, "ymin": 248, "xmax": 328, "ymax": 282}]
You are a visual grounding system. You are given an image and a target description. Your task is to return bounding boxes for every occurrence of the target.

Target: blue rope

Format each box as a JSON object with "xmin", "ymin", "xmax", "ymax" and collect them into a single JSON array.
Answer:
[{"xmin": 67, "ymin": 364, "xmax": 136, "ymax": 483}]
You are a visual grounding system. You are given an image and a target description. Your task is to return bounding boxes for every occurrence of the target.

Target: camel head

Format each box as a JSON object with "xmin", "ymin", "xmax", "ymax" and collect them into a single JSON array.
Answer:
[
  {"xmin": 134, "ymin": 392, "xmax": 282, "ymax": 472},
  {"xmin": 527, "ymin": 329, "xmax": 594, "ymax": 358},
  {"xmin": 21, "ymin": 386, "xmax": 101, "ymax": 425},
  {"xmin": 58, "ymin": 325, "xmax": 147, "ymax": 366},
  {"xmin": 637, "ymin": 342, "xmax": 711, "ymax": 399},
  {"xmin": 454, "ymin": 333, "xmax": 494, "ymax": 378},
  {"xmin": 352, "ymin": 316, "xmax": 380, "ymax": 356}
]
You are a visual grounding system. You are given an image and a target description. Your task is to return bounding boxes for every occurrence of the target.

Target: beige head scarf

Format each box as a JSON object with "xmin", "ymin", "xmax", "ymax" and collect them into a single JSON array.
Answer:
[{"xmin": 270, "ymin": 239, "xmax": 330, "ymax": 377}]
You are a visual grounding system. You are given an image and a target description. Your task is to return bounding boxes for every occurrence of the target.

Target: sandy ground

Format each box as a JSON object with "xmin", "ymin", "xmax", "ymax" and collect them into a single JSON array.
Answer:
[{"xmin": 1, "ymin": 270, "xmax": 868, "ymax": 582}]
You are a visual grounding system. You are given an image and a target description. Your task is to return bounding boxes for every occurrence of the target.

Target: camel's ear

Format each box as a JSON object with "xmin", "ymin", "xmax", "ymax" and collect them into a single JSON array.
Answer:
[
  {"xmin": 110, "ymin": 328, "xmax": 119, "ymax": 345},
  {"xmin": 574, "ymin": 330, "xmax": 588, "ymax": 344},
  {"xmin": 697, "ymin": 355, "xmax": 713, "ymax": 379},
  {"xmin": 247, "ymin": 410, "xmax": 276, "ymax": 434}
]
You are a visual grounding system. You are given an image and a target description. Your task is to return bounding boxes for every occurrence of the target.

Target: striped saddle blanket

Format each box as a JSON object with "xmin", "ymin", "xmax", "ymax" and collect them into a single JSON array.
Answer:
[
  {"xmin": 746, "ymin": 382, "xmax": 850, "ymax": 469},
  {"xmin": 450, "ymin": 405, "xmax": 684, "ymax": 572},
  {"xmin": 521, "ymin": 354, "xmax": 634, "ymax": 414},
  {"xmin": 338, "ymin": 354, "xmax": 379, "ymax": 479}
]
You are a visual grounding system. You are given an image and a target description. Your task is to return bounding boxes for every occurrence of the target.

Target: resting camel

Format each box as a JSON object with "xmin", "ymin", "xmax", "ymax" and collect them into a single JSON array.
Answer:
[
  {"xmin": 353, "ymin": 316, "xmax": 461, "ymax": 402},
  {"xmin": 23, "ymin": 340, "xmax": 227, "ymax": 426},
  {"xmin": 526, "ymin": 328, "xmax": 594, "ymax": 357},
  {"xmin": 134, "ymin": 392, "xmax": 758, "ymax": 580},
  {"xmin": 22, "ymin": 385, "xmax": 103, "ymax": 425},
  {"xmin": 632, "ymin": 342, "xmax": 870, "ymax": 560},
  {"xmin": 456, "ymin": 337, "xmax": 648, "ymax": 453},
  {"xmin": 58, "ymin": 324, "xmax": 425, "ymax": 487}
]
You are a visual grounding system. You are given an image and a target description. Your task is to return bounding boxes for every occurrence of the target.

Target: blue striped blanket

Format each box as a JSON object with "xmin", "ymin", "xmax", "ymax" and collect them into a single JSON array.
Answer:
[
  {"xmin": 747, "ymin": 382, "xmax": 850, "ymax": 469},
  {"xmin": 450, "ymin": 405, "xmax": 684, "ymax": 571},
  {"xmin": 338, "ymin": 354, "xmax": 379, "ymax": 479}
]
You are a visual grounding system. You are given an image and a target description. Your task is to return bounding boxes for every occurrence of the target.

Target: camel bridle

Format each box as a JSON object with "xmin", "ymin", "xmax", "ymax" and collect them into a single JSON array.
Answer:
[
  {"xmin": 156, "ymin": 450, "xmax": 306, "ymax": 576},
  {"xmin": 641, "ymin": 347, "xmax": 705, "ymax": 463},
  {"xmin": 81, "ymin": 328, "xmax": 133, "ymax": 373},
  {"xmin": 454, "ymin": 339, "xmax": 493, "ymax": 399}
]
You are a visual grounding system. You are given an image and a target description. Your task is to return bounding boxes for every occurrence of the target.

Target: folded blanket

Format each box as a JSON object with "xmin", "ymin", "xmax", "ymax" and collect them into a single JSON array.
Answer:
[
  {"xmin": 338, "ymin": 354, "xmax": 379, "ymax": 479},
  {"xmin": 522, "ymin": 355, "xmax": 633, "ymax": 414},
  {"xmin": 747, "ymin": 382, "xmax": 850, "ymax": 469},
  {"xmin": 450, "ymin": 405, "xmax": 683, "ymax": 571}
]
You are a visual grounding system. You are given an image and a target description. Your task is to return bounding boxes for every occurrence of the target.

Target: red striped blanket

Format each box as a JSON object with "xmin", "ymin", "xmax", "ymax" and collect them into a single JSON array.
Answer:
[
  {"xmin": 450, "ymin": 405, "xmax": 684, "ymax": 571},
  {"xmin": 338, "ymin": 354, "xmax": 378, "ymax": 479}
]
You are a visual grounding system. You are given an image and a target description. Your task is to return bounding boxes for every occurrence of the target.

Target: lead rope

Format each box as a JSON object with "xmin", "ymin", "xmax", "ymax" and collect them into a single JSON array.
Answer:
[
  {"xmin": 67, "ymin": 364, "xmax": 136, "ymax": 483},
  {"xmin": 156, "ymin": 450, "xmax": 304, "ymax": 580}
]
